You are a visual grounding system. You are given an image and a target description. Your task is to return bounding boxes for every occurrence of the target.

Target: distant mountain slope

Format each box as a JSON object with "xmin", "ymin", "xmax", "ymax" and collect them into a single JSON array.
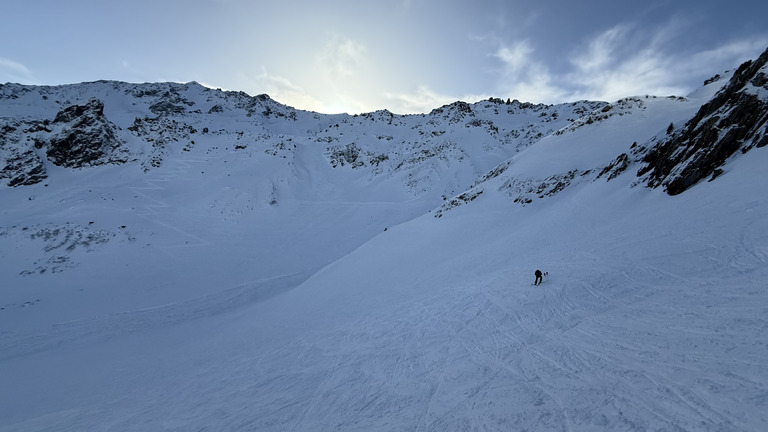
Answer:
[{"xmin": 0, "ymin": 80, "xmax": 605, "ymax": 199}]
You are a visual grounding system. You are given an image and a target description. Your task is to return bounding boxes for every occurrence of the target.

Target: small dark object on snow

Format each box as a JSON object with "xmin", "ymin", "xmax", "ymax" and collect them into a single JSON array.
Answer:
[{"xmin": 534, "ymin": 269, "xmax": 543, "ymax": 286}]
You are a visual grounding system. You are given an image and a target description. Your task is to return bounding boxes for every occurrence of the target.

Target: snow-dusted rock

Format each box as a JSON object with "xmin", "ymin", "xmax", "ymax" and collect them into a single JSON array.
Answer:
[
  {"xmin": 0, "ymin": 120, "xmax": 48, "ymax": 186},
  {"xmin": 46, "ymin": 98, "xmax": 130, "ymax": 168},
  {"xmin": 638, "ymin": 46, "xmax": 768, "ymax": 195}
]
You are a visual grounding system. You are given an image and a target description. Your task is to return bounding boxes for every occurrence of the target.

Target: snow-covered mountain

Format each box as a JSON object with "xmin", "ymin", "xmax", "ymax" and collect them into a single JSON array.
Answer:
[{"xmin": 0, "ymin": 47, "xmax": 766, "ymax": 431}]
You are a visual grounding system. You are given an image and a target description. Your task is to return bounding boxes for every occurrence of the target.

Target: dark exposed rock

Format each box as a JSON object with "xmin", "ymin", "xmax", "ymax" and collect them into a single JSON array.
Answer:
[
  {"xmin": 0, "ymin": 121, "xmax": 48, "ymax": 186},
  {"xmin": 434, "ymin": 189, "xmax": 483, "ymax": 218},
  {"xmin": 328, "ymin": 143, "xmax": 363, "ymax": 168},
  {"xmin": 752, "ymin": 72, "xmax": 768, "ymax": 88},
  {"xmin": 46, "ymin": 99, "xmax": 130, "ymax": 168},
  {"xmin": 429, "ymin": 101, "xmax": 475, "ymax": 124},
  {"xmin": 496, "ymin": 169, "xmax": 585, "ymax": 207},
  {"xmin": 4, "ymin": 150, "xmax": 47, "ymax": 186},
  {"xmin": 54, "ymin": 101, "xmax": 99, "ymax": 123},
  {"xmin": 149, "ymin": 100, "xmax": 186, "ymax": 116},
  {"xmin": 638, "ymin": 47, "xmax": 768, "ymax": 195},
  {"xmin": 597, "ymin": 153, "xmax": 630, "ymax": 181},
  {"xmin": 704, "ymin": 74, "xmax": 722, "ymax": 86},
  {"xmin": 126, "ymin": 116, "xmax": 196, "ymax": 171}
]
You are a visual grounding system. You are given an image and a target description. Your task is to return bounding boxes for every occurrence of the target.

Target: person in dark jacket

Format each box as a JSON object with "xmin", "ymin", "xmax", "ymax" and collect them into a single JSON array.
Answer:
[{"xmin": 534, "ymin": 269, "xmax": 543, "ymax": 286}]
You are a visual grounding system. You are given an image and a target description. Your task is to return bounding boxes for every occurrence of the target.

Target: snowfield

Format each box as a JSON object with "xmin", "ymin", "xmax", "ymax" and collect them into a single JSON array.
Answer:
[{"xmin": 1, "ymin": 66, "xmax": 767, "ymax": 431}]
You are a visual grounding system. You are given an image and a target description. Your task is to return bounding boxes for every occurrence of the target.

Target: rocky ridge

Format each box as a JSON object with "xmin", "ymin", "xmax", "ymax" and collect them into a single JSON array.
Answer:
[
  {"xmin": 0, "ymin": 80, "xmax": 606, "ymax": 199},
  {"xmin": 637, "ymin": 48, "xmax": 768, "ymax": 195},
  {"xmin": 2, "ymin": 47, "xmax": 767, "ymax": 206}
]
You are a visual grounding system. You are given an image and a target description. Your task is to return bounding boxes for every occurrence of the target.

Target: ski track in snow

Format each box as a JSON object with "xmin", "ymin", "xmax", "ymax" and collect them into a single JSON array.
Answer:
[
  {"xmin": 1, "ymin": 230, "xmax": 766, "ymax": 431},
  {"xmin": 4, "ymin": 199, "xmax": 767, "ymax": 432},
  {"xmin": 127, "ymin": 154, "xmax": 224, "ymax": 250},
  {"xmin": 195, "ymin": 258, "xmax": 761, "ymax": 430},
  {"xmin": 2, "ymin": 186, "xmax": 767, "ymax": 431},
  {"xmin": 318, "ymin": 228, "xmax": 763, "ymax": 432},
  {"xmin": 0, "ymin": 271, "xmax": 312, "ymax": 363}
]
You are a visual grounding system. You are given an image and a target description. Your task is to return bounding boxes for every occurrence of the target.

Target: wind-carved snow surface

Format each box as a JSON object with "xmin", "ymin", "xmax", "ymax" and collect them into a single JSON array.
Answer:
[{"xmin": 0, "ymin": 61, "xmax": 767, "ymax": 431}]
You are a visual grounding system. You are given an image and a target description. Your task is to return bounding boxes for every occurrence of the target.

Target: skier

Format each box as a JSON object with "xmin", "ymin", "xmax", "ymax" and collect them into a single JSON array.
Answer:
[{"xmin": 534, "ymin": 269, "xmax": 543, "ymax": 286}]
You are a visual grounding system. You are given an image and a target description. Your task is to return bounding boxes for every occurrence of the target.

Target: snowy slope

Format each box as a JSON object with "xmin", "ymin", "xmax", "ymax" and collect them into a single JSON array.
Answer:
[
  {"xmin": 0, "ymin": 81, "xmax": 606, "ymax": 326},
  {"xmin": 1, "ymin": 49, "xmax": 767, "ymax": 431}
]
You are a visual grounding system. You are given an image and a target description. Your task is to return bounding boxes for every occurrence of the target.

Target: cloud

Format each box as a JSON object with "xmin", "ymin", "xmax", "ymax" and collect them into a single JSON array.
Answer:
[
  {"xmin": 384, "ymin": 85, "xmax": 456, "ymax": 114},
  {"xmin": 384, "ymin": 85, "xmax": 493, "ymax": 115},
  {"xmin": 268, "ymin": 35, "xmax": 376, "ymax": 113},
  {"xmin": 495, "ymin": 40, "xmax": 534, "ymax": 74},
  {"xmin": 489, "ymin": 19, "xmax": 768, "ymax": 106},
  {"xmin": 0, "ymin": 57, "xmax": 34, "ymax": 83},
  {"xmin": 243, "ymin": 68, "xmax": 380, "ymax": 115},
  {"xmin": 491, "ymin": 40, "xmax": 568, "ymax": 104},
  {"xmin": 320, "ymin": 36, "xmax": 368, "ymax": 79},
  {"xmin": 564, "ymin": 25, "xmax": 679, "ymax": 100},
  {"xmin": 492, "ymin": 25, "xmax": 661, "ymax": 103},
  {"xmin": 241, "ymin": 68, "xmax": 328, "ymax": 113},
  {"xmin": 505, "ymin": 64, "xmax": 568, "ymax": 104},
  {"xmin": 682, "ymin": 38, "xmax": 768, "ymax": 73},
  {"xmin": 564, "ymin": 23, "xmax": 768, "ymax": 101},
  {"xmin": 569, "ymin": 24, "xmax": 631, "ymax": 74}
]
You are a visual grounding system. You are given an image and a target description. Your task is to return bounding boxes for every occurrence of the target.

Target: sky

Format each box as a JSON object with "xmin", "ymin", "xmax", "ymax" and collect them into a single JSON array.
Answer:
[{"xmin": 2, "ymin": 0, "xmax": 767, "ymax": 114}]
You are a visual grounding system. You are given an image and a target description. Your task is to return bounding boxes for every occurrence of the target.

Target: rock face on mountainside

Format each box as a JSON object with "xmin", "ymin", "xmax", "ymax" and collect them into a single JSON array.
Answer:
[
  {"xmin": 0, "ymin": 97, "xmax": 131, "ymax": 186},
  {"xmin": 638, "ymin": 47, "xmax": 768, "ymax": 195},
  {"xmin": 46, "ymin": 98, "xmax": 130, "ymax": 168},
  {"xmin": 0, "ymin": 121, "xmax": 48, "ymax": 186}
]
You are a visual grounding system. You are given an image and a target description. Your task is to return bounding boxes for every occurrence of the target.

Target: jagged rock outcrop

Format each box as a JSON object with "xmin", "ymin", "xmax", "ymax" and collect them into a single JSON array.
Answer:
[
  {"xmin": 149, "ymin": 100, "xmax": 187, "ymax": 116},
  {"xmin": 430, "ymin": 101, "xmax": 475, "ymax": 124},
  {"xmin": 638, "ymin": 47, "xmax": 768, "ymax": 195},
  {"xmin": 0, "ymin": 121, "xmax": 48, "ymax": 186},
  {"xmin": 46, "ymin": 98, "xmax": 130, "ymax": 168},
  {"xmin": 2, "ymin": 148, "xmax": 47, "ymax": 187}
]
